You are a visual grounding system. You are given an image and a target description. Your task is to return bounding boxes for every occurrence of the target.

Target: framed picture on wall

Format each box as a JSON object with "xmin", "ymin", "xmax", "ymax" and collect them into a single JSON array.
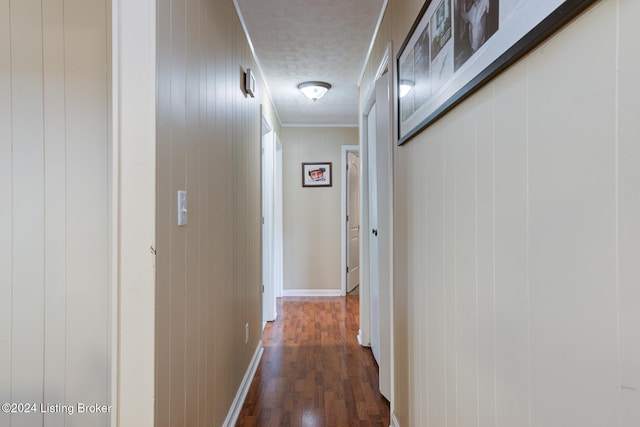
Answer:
[
  {"xmin": 396, "ymin": 0, "xmax": 597, "ymax": 145},
  {"xmin": 302, "ymin": 162, "xmax": 332, "ymax": 187}
]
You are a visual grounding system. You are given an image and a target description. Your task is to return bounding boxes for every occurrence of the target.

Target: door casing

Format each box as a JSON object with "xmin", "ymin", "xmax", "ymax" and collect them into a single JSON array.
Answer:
[
  {"xmin": 261, "ymin": 107, "xmax": 277, "ymax": 323},
  {"xmin": 341, "ymin": 144, "xmax": 360, "ymax": 295}
]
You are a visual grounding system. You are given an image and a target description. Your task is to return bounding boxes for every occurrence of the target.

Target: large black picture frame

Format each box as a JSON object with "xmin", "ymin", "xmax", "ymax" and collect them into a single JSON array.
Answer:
[{"xmin": 396, "ymin": 0, "xmax": 598, "ymax": 145}]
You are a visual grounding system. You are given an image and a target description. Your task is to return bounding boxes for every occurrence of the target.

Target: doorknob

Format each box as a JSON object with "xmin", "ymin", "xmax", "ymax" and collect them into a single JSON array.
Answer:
[{"xmin": 372, "ymin": 228, "xmax": 378, "ymax": 236}]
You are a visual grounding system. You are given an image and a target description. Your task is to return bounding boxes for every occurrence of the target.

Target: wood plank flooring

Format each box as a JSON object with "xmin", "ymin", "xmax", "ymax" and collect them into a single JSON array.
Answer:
[{"xmin": 236, "ymin": 295, "xmax": 390, "ymax": 427}]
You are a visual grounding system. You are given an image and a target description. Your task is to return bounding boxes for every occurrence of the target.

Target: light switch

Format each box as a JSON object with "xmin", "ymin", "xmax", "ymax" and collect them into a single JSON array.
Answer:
[{"xmin": 178, "ymin": 190, "xmax": 187, "ymax": 226}]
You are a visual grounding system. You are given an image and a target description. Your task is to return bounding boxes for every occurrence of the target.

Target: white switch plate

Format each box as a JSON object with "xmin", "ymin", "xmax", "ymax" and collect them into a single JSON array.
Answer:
[{"xmin": 178, "ymin": 190, "xmax": 187, "ymax": 226}]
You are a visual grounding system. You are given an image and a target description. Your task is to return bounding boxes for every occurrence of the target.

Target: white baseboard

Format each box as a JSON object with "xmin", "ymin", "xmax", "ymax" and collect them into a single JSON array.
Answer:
[
  {"xmin": 222, "ymin": 340, "xmax": 264, "ymax": 427},
  {"xmin": 391, "ymin": 412, "xmax": 400, "ymax": 427},
  {"xmin": 283, "ymin": 289, "xmax": 344, "ymax": 297}
]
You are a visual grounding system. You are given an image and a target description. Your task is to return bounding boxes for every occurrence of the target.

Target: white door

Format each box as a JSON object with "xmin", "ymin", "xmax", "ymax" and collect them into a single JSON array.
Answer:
[
  {"xmin": 373, "ymin": 72, "xmax": 392, "ymax": 400},
  {"xmin": 367, "ymin": 104, "xmax": 380, "ymax": 366},
  {"xmin": 347, "ymin": 152, "xmax": 360, "ymax": 292}
]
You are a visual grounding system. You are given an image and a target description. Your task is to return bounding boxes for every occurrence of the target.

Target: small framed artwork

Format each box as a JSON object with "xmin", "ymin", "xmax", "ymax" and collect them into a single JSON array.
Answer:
[{"xmin": 302, "ymin": 162, "xmax": 332, "ymax": 187}]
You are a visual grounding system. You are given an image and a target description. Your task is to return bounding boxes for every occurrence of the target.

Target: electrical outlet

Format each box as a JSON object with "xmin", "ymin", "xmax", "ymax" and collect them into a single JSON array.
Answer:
[{"xmin": 245, "ymin": 323, "xmax": 249, "ymax": 344}]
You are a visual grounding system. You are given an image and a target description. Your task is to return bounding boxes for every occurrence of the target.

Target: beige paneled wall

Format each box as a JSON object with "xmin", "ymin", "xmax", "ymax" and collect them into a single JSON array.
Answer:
[
  {"xmin": 0, "ymin": 0, "xmax": 111, "ymax": 426},
  {"xmin": 155, "ymin": 0, "xmax": 276, "ymax": 425},
  {"xmin": 362, "ymin": 0, "xmax": 640, "ymax": 425},
  {"xmin": 281, "ymin": 127, "xmax": 358, "ymax": 293}
]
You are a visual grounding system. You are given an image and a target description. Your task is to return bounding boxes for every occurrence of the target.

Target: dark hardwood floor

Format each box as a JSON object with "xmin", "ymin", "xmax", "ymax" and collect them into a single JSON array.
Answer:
[{"xmin": 236, "ymin": 295, "xmax": 390, "ymax": 427}]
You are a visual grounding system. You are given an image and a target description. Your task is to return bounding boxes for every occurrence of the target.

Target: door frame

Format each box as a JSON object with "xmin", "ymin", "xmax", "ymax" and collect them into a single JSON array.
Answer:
[
  {"xmin": 359, "ymin": 42, "xmax": 395, "ymax": 400},
  {"xmin": 261, "ymin": 106, "xmax": 277, "ymax": 323},
  {"xmin": 111, "ymin": 1, "xmax": 157, "ymax": 425},
  {"xmin": 341, "ymin": 145, "xmax": 360, "ymax": 295},
  {"xmin": 274, "ymin": 135, "xmax": 283, "ymax": 299}
]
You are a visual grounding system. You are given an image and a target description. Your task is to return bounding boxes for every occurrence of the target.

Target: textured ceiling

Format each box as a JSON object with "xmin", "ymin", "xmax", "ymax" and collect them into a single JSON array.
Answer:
[{"xmin": 235, "ymin": 0, "xmax": 386, "ymax": 126}]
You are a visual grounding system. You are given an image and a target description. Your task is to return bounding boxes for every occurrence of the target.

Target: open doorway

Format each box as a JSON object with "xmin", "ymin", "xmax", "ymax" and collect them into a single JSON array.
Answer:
[
  {"xmin": 341, "ymin": 145, "xmax": 360, "ymax": 295},
  {"xmin": 261, "ymin": 107, "xmax": 282, "ymax": 324}
]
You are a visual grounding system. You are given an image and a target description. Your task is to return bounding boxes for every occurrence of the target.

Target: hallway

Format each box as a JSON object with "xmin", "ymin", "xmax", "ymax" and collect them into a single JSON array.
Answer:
[{"xmin": 237, "ymin": 296, "xmax": 390, "ymax": 426}]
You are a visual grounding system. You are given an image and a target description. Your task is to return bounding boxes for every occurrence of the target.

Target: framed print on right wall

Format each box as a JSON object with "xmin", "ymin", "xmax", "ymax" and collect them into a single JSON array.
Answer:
[{"xmin": 396, "ymin": 0, "xmax": 598, "ymax": 145}]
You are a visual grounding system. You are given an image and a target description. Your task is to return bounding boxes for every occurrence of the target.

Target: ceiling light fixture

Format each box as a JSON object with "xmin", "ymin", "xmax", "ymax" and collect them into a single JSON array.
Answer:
[{"xmin": 298, "ymin": 81, "xmax": 331, "ymax": 102}]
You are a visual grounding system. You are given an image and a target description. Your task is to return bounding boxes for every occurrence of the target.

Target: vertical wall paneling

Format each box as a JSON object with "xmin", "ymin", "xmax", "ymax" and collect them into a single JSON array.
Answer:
[
  {"xmin": 2, "ymin": 0, "xmax": 111, "ymax": 426},
  {"xmin": 203, "ymin": 2, "xmax": 218, "ymax": 420},
  {"xmin": 42, "ymin": 1, "xmax": 67, "ymax": 425},
  {"xmin": 10, "ymin": 3, "xmax": 46, "ymax": 426},
  {"xmin": 405, "ymin": 137, "xmax": 420, "ymax": 426},
  {"xmin": 413, "ymin": 139, "xmax": 427, "ymax": 426},
  {"xmin": 443, "ymin": 127, "xmax": 457, "ymax": 426},
  {"xmin": 64, "ymin": 0, "xmax": 110, "ymax": 419},
  {"xmin": 197, "ymin": 5, "xmax": 207, "ymax": 425},
  {"xmin": 231, "ymin": 7, "xmax": 242, "ymax": 403},
  {"xmin": 196, "ymin": 2, "xmax": 208, "ymax": 426},
  {"xmin": 362, "ymin": 0, "xmax": 637, "ymax": 424},
  {"xmin": 475, "ymin": 90, "xmax": 496, "ymax": 427},
  {"xmin": 0, "ymin": 1, "xmax": 13, "ymax": 425},
  {"xmin": 452, "ymin": 103, "xmax": 479, "ymax": 427},
  {"xmin": 169, "ymin": 0, "xmax": 187, "ymax": 425},
  {"xmin": 212, "ymin": 5, "xmax": 230, "ymax": 417},
  {"xmin": 617, "ymin": 0, "xmax": 640, "ymax": 424},
  {"xmin": 184, "ymin": 0, "xmax": 200, "ymax": 424},
  {"xmin": 424, "ymin": 138, "xmax": 445, "ymax": 427},
  {"xmin": 492, "ymin": 64, "xmax": 530, "ymax": 426},
  {"xmin": 527, "ymin": 4, "xmax": 618, "ymax": 425},
  {"xmin": 228, "ymin": 0, "xmax": 239, "ymax": 408},
  {"xmin": 155, "ymin": 0, "xmax": 275, "ymax": 424},
  {"xmin": 391, "ymin": 142, "xmax": 409, "ymax": 426}
]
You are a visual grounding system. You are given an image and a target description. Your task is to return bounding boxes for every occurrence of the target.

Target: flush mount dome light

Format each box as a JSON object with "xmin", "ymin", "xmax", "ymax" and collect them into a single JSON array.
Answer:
[{"xmin": 298, "ymin": 81, "xmax": 331, "ymax": 102}]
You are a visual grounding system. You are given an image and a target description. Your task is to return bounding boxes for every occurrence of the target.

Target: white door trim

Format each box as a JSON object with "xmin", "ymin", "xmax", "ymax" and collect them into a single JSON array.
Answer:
[
  {"xmin": 379, "ymin": 40, "xmax": 395, "ymax": 411},
  {"xmin": 109, "ymin": 0, "xmax": 157, "ymax": 427},
  {"xmin": 381, "ymin": 41, "xmax": 396, "ymax": 412},
  {"xmin": 274, "ymin": 135, "xmax": 283, "ymax": 299},
  {"xmin": 111, "ymin": 0, "xmax": 157, "ymax": 425},
  {"xmin": 261, "ymin": 106, "xmax": 277, "ymax": 322},
  {"xmin": 360, "ymin": 101, "xmax": 374, "ymax": 350},
  {"xmin": 341, "ymin": 145, "xmax": 359, "ymax": 296}
]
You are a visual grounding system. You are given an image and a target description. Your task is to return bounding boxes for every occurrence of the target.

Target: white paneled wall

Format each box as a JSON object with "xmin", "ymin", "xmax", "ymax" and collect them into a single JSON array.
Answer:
[
  {"xmin": 618, "ymin": 0, "xmax": 640, "ymax": 424},
  {"xmin": 0, "ymin": 1, "xmax": 110, "ymax": 427},
  {"xmin": 362, "ymin": 0, "xmax": 640, "ymax": 425},
  {"xmin": 0, "ymin": 0, "xmax": 11, "ymax": 422}
]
